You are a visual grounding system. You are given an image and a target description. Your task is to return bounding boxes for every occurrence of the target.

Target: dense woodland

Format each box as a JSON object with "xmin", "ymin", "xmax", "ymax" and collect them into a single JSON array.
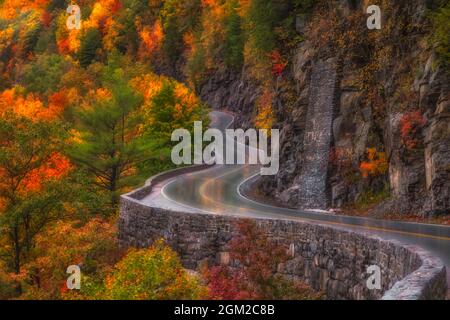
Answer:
[
  {"xmin": 0, "ymin": 0, "xmax": 314, "ymax": 300},
  {"xmin": 0, "ymin": 0, "xmax": 448, "ymax": 299}
]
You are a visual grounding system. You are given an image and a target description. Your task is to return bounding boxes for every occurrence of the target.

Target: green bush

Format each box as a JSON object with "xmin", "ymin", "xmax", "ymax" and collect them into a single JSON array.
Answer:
[
  {"xmin": 105, "ymin": 241, "xmax": 207, "ymax": 300},
  {"xmin": 355, "ymin": 185, "xmax": 390, "ymax": 210}
]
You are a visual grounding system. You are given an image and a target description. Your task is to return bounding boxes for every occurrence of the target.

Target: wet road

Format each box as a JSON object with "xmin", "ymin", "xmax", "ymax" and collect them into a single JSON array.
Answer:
[{"xmin": 141, "ymin": 111, "xmax": 450, "ymax": 283}]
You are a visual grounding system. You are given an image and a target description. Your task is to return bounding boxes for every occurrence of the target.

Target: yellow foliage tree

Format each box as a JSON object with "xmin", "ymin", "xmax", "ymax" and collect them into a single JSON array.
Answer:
[{"xmin": 254, "ymin": 87, "xmax": 275, "ymax": 131}]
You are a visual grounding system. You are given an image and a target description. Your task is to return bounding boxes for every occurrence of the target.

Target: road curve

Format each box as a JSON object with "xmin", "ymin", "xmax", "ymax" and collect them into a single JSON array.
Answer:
[{"xmin": 141, "ymin": 111, "xmax": 450, "ymax": 284}]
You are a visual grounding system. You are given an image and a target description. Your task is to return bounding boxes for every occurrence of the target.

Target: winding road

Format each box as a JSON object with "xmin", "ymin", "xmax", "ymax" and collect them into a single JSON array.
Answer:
[{"xmin": 141, "ymin": 111, "xmax": 450, "ymax": 284}]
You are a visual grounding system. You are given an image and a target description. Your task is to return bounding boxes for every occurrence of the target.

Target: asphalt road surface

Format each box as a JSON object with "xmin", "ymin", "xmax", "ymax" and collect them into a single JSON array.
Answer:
[{"xmin": 141, "ymin": 111, "xmax": 450, "ymax": 284}]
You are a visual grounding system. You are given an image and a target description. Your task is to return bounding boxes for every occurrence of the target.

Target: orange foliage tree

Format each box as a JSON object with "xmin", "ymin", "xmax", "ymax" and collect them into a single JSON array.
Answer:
[
  {"xmin": 0, "ymin": 90, "xmax": 71, "ymax": 274},
  {"xmin": 19, "ymin": 218, "xmax": 120, "ymax": 299},
  {"xmin": 0, "ymin": 88, "xmax": 66, "ymax": 121},
  {"xmin": 0, "ymin": 0, "xmax": 50, "ymax": 20},
  {"xmin": 138, "ymin": 20, "xmax": 164, "ymax": 60},
  {"xmin": 359, "ymin": 147, "xmax": 388, "ymax": 178},
  {"xmin": 55, "ymin": 12, "xmax": 80, "ymax": 55}
]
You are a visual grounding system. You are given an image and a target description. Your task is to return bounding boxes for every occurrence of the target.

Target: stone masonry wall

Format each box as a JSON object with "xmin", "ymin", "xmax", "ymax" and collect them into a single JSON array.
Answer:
[{"xmin": 119, "ymin": 190, "xmax": 447, "ymax": 300}]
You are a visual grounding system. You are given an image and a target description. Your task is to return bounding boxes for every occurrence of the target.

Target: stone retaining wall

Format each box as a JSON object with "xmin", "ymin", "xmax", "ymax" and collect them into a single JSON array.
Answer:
[{"xmin": 119, "ymin": 186, "xmax": 447, "ymax": 300}]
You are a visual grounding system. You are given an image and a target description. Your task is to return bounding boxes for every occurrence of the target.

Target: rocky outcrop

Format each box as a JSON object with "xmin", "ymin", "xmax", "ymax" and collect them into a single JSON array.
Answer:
[
  {"xmin": 373, "ymin": 54, "xmax": 450, "ymax": 217},
  {"xmin": 423, "ymin": 88, "xmax": 450, "ymax": 215},
  {"xmin": 199, "ymin": 70, "xmax": 260, "ymax": 130},
  {"xmin": 197, "ymin": 0, "xmax": 450, "ymax": 216}
]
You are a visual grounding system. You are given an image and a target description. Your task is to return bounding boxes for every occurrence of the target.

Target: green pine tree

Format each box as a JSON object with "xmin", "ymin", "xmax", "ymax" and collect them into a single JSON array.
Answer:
[
  {"xmin": 244, "ymin": 0, "xmax": 279, "ymax": 58},
  {"xmin": 69, "ymin": 67, "xmax": 149, "ymax": 208},
  {"xmin": 78, "ymin": 28, "xmax": 102, "ymax": 68},
  {"xmin": 223, "ymin": 0, "xmax": 244, "ymax": 69}
]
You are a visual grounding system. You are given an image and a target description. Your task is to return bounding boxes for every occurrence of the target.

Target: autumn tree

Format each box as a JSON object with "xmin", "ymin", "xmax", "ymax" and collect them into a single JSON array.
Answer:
[
  {"xmin": 18, "ymin": 12, "xmax": 42, "ymax": 58},
  {"xmin": 141, "ymin": 77, "xmax": 208, "ymax": 148},
  {"xmin": 138, "ymin": 20, "xmax": 164, "ymax": 61},
  {"xmin": 203, "ymin": 220, "xmax": 322, "ymax": 300},
  {"xmin": 161, "ymin": 1, "xmax": 183, "ymax": 65},
  {"xmin": 20, "ymin": 217, "xmax": 120, "ymax": 299},
  {"xmin": 114, "ymin": 0, "xmax": 152, "ymax": 54},
  {"xmin": 161, "ymin": 0, "xmax": 202, "ymax": 66},
  {"xmin": 359, "ymin": 148, "xmax": 388, "ymax": 178},
  {"xmin": 69, "ymin": 65, "xmax": 148, "ymax": 208},
  {"xmin": 184, "ymin": 32, "xmax": 207, "ymax": 87},
  {"xmin": 0, "ymin": 112, "xmax": 71, "ymax": 274}
]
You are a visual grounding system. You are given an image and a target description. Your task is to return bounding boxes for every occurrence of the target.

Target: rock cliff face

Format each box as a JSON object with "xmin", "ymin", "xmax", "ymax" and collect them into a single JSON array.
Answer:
[
  {"xmin": 281, "ymin": 59, "xmax": 338, "ymax": 208},
  {"xmin": 199, "ymin": 70, "xmax": 260, "ymax": 130},
  {"xmin": 198, "ymin": 0, "xmax": 449, "ymax": 217}
]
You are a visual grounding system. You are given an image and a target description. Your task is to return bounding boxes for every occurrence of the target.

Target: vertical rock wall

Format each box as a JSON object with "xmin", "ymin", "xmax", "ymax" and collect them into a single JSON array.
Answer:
[{"xmin": 294, "ymin": 59, "xmax": 337, "ymax": 208}]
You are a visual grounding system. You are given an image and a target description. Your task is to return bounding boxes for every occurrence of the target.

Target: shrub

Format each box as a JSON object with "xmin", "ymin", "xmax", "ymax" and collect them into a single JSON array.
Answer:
[
  {"xmin": 254, "ymin": 87, "xmax": 275, "ymax": 131},
  {"xmin": 105, "ymin": 240, "xmax": 207, "ymax": 300},
  {"xmin": 355, "ymin": 185, "xmax": 390, "ymax": 210},
  {"xmin": 269, "ymin": 49, "xmax": 288, "ymax": 77},
  {"xmin": 400, "ymin": 111, "xmax": 426, "ymax": 151}
]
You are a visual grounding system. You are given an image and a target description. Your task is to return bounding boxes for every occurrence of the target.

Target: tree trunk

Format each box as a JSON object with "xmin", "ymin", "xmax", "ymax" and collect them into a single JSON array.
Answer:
[{"xmin": 12, "ymin": 223, "xmax": 21, "ymax": 274}]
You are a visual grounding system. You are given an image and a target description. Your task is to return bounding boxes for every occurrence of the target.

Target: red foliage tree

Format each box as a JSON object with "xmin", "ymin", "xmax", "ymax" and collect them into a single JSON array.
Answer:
[
  {"xmin": 399, "ymin": 111, "xmax": 426, "ymax": 150},
  {"xmin": 200, "ymin": 266, "xmax": 247, "ymax": 300},
  {"xmin": 40, "ymin": 10, "xmax": 52, "ymax": 27},
  {"xmin": 202, "ymin": 220, "xmax": 322, "ymax": 300},
  {"xmin": 268, "ymin": 50, "xmax": 287, "ymax": 77}
]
